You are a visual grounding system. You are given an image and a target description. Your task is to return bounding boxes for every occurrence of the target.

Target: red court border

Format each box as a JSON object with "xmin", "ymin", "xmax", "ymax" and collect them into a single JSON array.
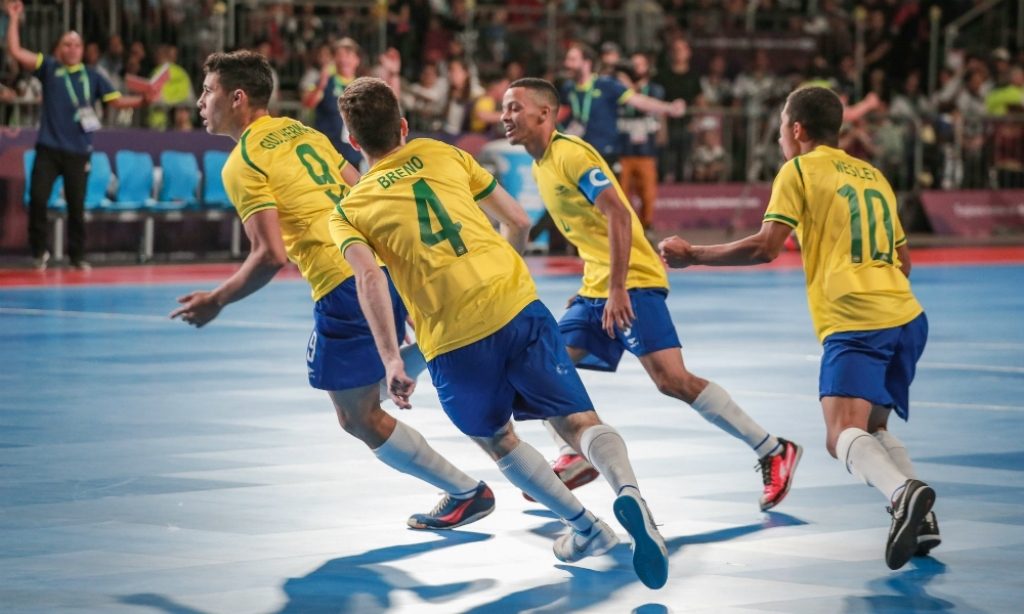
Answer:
[{"xmin": 0, "ymin": 246, "xmax": 1022, "ymax": 289}]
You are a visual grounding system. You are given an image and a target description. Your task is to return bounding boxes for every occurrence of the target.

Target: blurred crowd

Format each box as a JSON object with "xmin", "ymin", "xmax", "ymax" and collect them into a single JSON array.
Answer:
[{"xmin": 1, "ymin": 0, "xmax": 1022, "ymax": 190}]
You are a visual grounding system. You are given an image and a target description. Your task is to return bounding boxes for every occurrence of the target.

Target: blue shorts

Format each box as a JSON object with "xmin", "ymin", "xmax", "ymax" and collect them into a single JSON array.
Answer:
[
  {"xmin": 819, "ymin": 312, "xmax": 928, "ymax": 421},
  {"xmin": 306, "ymin": 270, "xmax": 407, "ymax": 391},
  {"xmin": 427, "ymin": 300, "xmax": 594, "ymax": 437},
  {"xmin": 559, "ymin": 288, "xmax": 682, "ymax": 371}
]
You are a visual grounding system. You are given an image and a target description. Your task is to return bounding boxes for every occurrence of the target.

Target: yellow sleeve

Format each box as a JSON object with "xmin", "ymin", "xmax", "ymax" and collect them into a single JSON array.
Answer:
[
  {"xmin": 223, "ymin": 155, "xmax": 276, "ymax": 222},
  {"xmin": 453, "ymin": 145, "xmax": 497, "ymax": 200},
  {"xmin": 763, "ymin": 159, "xmax": 805, "ymax": 229},
  {"xmin": 328, "ymin": 203, "xmax": 368, "ymax": 255}
]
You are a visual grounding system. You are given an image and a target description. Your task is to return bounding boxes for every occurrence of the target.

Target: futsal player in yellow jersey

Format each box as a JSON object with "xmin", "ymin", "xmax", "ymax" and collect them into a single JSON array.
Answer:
[
  {"xmin": 329, "ymin": 77, "xmax": 670, "ymax": 589},
  {"xmin": 168, "ymin": 51, "xmax": 497, "ymax": 532},
  {"xmin": 502, "ymin": 78, "xmax": 801, "ymax": 513},
  {"xmin": 659, "ymin": 86, "xmax": 937, "ymax": 570}
]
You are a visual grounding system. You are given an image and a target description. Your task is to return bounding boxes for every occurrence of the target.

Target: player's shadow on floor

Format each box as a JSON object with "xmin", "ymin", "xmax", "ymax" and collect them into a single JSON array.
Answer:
[
  {"xmin": 118, "ymin": 530, "xmax": 495, "ymax": 614},
  {"xmin": 274, "ymin": 529, "xmax": 496, "ymax": 613},
  {"xmin": 845, "ymin": 557, "xmax": 983, "ymax": 613},
  {"xmin": 463, "ymin": 512, "xmax": 802, "ymax": 613}
]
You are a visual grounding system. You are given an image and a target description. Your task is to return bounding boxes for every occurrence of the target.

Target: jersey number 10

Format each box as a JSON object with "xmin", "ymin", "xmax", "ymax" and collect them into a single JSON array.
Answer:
[{"xmin": 837, "ymin": 184, "xmax": 894, "ymax": 265}]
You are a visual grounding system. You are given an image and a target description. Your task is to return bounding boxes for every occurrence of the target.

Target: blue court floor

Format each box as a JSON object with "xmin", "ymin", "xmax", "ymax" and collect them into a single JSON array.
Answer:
[{"xmin": 1, "ymin": 263, "xmax": 1022, "ymax": 613}]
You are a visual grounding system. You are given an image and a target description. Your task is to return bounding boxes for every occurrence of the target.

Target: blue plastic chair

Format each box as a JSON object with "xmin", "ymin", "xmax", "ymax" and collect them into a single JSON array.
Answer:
[
  {"xmin": 22, "ymin": 149, "xmax": 66, "ymax": 209},
  {"xmin": 114, "ymin": 150, "xmax": 156, "ymax": 209},
  {"xmin": 201, "ymin": 150, "xmax": 231, "ymax": 208},
  {"xmin": 156, "ymin": 150, "xmax": 200, "ymax": 210},
  {"xmin": 84, "ymin": 152, "xmax": 114, "ymax": 209}
]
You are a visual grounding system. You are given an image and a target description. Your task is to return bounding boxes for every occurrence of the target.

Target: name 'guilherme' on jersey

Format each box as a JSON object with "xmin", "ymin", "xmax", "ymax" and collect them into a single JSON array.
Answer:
[
  {"xmin": 222, "ymin": 116, "xmax": 354, "ymax": 301},
  {"xmin": 763, "ymin": 145, "xmax": 923, "ymax": 341},
  {"xmin": 328, "ymin": 139, "xmax": 539, "ymax": 361}
]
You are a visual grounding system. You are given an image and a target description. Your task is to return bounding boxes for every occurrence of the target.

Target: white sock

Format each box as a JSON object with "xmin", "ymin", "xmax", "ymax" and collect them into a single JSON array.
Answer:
[
  {"xmin": 873, "ymin": 429, "xmax": 917, "ymax": 478},
  {"xmin": 544, "ymin": 420, "xmax": 577, "ymax": 456},
  {"xmin": 496, "ymin": 440, "xmax": 594, "ymax": 532},
  {"xmin": 692, "ymin": 381, "xmax": 779, "ymax": 457},
  {"xmin": 836, "ymin": 427, "xmax": 908, "ymax": 502},
  {"xmin": 372, "ymin": 421, "xmax": 480, "ymax": 497},
  {"xmin": 580, "ymin": 424, "xmax": 638, "ymax": 494}
]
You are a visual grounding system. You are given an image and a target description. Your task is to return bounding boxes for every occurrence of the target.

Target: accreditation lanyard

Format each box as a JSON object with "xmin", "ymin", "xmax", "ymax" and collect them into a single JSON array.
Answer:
[
  {"xmin": 569, "ymin": 77, "xmax": 597, "ymax": 124},
  {"xmin": 58, "ymin": 67, "xmax": 91, "ymax": 110}
]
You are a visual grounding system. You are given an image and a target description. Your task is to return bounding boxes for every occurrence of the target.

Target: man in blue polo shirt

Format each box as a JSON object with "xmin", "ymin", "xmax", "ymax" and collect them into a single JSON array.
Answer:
[
  {"xmin": 560, "ymin": 43, "xmax": 685, "ymax": 170},
  {"xmin": 5, "ymin": 0, "xmax": 141, "ymax": 270}
]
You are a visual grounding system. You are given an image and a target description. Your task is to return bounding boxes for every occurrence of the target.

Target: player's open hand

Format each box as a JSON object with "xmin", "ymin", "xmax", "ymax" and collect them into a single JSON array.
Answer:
[
  {"xmin": 602, "ymin": 287, "xmax": 635, "ymax": 338},
  {"xmin": 169, "ymin": 290, "xmax": 223, "ymax": 328},
  {"xmin": 658, "ymin": 236, "xmax": 696, "ymax": 268},
  {"xmin": 385, "ymin": 360, "xmax": 416, "ymax": 410}
]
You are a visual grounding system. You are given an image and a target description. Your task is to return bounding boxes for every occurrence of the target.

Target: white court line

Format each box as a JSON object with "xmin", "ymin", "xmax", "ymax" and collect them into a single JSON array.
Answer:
[
  {"xmin": 734, "ymin": 388, "xmax": 1024, "ymax": 412},
  {"xmin": 0, "ymin": 306, "xmax": 309, "ymax": 331},
  {"xmin": 762, "ymin": 351, "xmax": 1024, "ymax": 375}
]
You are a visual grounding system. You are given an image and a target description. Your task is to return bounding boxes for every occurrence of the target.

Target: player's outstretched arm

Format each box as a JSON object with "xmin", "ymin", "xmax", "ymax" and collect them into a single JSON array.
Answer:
[
  {"xmin": 479, "ymin": 184, "xmax": 532, "ymax": 254},
  {"xmin": 659, "ymin": 221, "xmax": 792, "ymax": 268},
  {"xmin": 344, "ymin": 243, "xmax": 415, "ymax": 409},
  {"xmin": 169, "ymin": 209, "xmax": 288, "ymax": 327},
  {"xmin": 627, "ymin": 94, "xmax": 686, "ymax": 118}
]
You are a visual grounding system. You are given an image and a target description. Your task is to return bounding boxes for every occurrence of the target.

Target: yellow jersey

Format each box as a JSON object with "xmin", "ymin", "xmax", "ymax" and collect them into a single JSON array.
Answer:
[
  {"xmin": 532, "ymin": 132, "xmax": 668, "ymax": 297},
  {"xmin": 222, "ymin": 115, "xmax": 354, "ymax": 301},
  {"xmin": 328, "ymin": 139, "xmax": 538, "ymax": 361},
  {"xmin": 764, "ymin": 145, "xmax": 923, "ymax": 341}
]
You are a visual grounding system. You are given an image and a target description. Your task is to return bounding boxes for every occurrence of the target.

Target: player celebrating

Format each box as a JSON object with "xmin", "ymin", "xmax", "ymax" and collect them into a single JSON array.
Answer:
[
  {"xmin": 501, "ymin": 78, "xmax": 802, "ymax": 512},
  {"xmin": 329, "ymin": 77, "xmax": 671, "ymax": 589},
  {"xmin": 171, "ymin": 51, "xmax": 495, "ymax": 531},
  {"xmin": 659, "ymin": 86, "xmax": 938, "ymax": 570}
]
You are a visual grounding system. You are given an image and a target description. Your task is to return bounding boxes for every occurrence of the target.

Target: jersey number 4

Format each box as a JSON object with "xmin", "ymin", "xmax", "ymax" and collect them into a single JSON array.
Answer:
[
  {"xmin": 837, "ymin": 184, "xmax": 894, "ymax": 265},
  {"xmin": 413, "ymin": 179, "xmax": 467, "ymax": 256}
]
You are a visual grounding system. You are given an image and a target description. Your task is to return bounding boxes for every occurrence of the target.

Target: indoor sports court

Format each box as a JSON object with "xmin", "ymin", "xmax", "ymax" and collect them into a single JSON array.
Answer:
[{"xmin": 1, "ymin": 248, "xmax": 1021, "ymax": 613}]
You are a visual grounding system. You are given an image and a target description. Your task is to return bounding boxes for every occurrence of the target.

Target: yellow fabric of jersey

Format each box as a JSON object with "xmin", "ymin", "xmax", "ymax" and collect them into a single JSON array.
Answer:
[
  {"xmin": 532, "ymin": 132, "xmax": 668, "ymax": 297},
  {"xmin": 764, "ymin": 145, "xmax": 923, "ymax": 341},
  {"xmin": 222, "ymin": 115, "xmax": 353, "ymax": 301},
  {"xmin": 328, "ymin": 139, "xmax": 538, "ymax": 361}
]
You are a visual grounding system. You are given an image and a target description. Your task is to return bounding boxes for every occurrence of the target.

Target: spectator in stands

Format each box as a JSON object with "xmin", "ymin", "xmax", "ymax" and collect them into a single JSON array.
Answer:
[
  {"xmin": 253, "ymin": 40, "xmax": 280, "ymax": 111},
  {"xmin": 691, "ymin": 116, "xmax": 727, "ymax": 183},
  {"xmin": 147, "ymin": 44, "xmax": 195, "ymax": 131},
  {"xmin": 700, "ymin": 54, "xmax": 733, "ymax": 107},
  {"xmin": 617, "ymin": 52, "xmax": 665, "ymax": 229},
  {"xmin": 371, "ymin": 46, "xmax": 403, "ymax": 101},
  {"xmin": 599, "ymin": 41, "xmax": 621, "ymax": 78},
  {"xmin": 4, "ymin": 0, "xmax": 141, "ymax": 270},
  {"xmin": 985, "ymin": 65, "xmax": 1024, "ymax": 117},
  {"xmin": 440, "ymin": 57, "xmax": 482, "ymax": 136},
  {"xmin": 468, "ymin": 71, "xmax": 509, "ymax": 136},
  {"xmin": 656, "ymin": 36, "xmax": 701, "ymax": 182},
  {"xmin": 97, "ymin": 34, "xmax": 124, "ymax": 91},
  {"xmin": 402, "ymin": 61, "xmax": 447, "ymax": 131},
  {"xmin": 301, "ymin": 37, "xmax": 362, "ymax": 165},
  {"xmin": 956, "ymin": 68, "xmax": 989, "ymax": 188},
  {"xmin": 561, "ymin": 42, "xmax": 684, "ymax": 171}
]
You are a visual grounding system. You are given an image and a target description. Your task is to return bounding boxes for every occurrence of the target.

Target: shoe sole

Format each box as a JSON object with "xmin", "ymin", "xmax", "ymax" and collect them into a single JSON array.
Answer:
[
  {"xmin": 760, "ymin": 444, "xmax": 803, "ymax": 512},
  {"xmin": 915, "ymin": 535, "xmax": 941, "ymax": 557},
  {"xmin": 406, "ymin": 502, "xmax": 495, "ymax": 530},
  {"xmin": 613, "ymin": 495, "xmax": 669, "ymax": 589},
  {"xmin": 886, "ymin": 483, "xmax": 935, "ymax": 570}
]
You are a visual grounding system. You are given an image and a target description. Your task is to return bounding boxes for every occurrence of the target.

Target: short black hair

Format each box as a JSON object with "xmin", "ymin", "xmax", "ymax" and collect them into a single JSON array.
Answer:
[
  {"xmin": 784, "ymin": 86, "xmax": 843, "ymax": 144},
  {"xmin": 338, "ymin": 77, "xmax": 402, "ymax": 158},
  {"xmin": 203, "ymin": 50, "xmax": 273, "ymax": 110},
  {"xmin": 508, "ymin": 77, "xmax": 560, "ymax": 109}
]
